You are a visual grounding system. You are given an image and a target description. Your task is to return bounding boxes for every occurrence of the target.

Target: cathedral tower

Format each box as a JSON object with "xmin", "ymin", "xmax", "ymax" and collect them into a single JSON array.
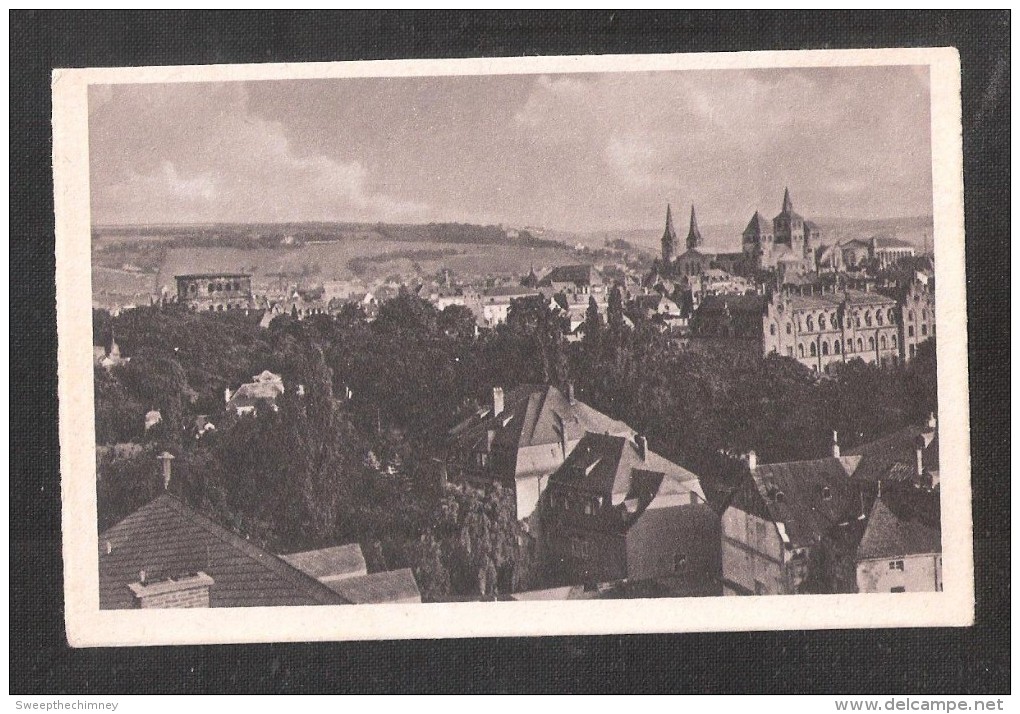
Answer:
[
  {"xmin": 661, "ymin": 203, "xmax": 678, "ymax": 262},
  {"xmin": 686, "ymin": 205, "xmax": 703, "ymax": 251}
]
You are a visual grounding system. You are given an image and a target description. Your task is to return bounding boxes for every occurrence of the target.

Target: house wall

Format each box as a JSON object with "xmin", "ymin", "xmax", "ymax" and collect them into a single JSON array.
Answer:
[
  {"xmin": 625, "ymin": 503, "xmax": 721, "ymax": 584},
  {"xmin": 720, "ymin": 506, "xmax": 791, "ymax": 595},
  {"xmin": 541, "ymin": 520, "xmax": 628, "ymax": 585},
  {"xmin": 856, "ymin": 553, "xmax": 942, "ymax": 593}
]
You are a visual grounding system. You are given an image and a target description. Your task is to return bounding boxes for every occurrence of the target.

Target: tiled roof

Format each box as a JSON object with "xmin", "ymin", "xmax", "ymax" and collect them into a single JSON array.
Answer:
[
  {"xmin": 541, "ymin": 264, "xmax": 600, "ymax": 286},
  {"xmin": 857, "ymin": 495, "xmax": 941, "ymax": 560},
  {"xmin": 281, "ymin": 544, "xmax": 367, "ymax": 581},
  {"xmin": 327, "ymin": 568, "xmax": 422, "ymax": 604},
  {"xmin": 99, "ymin": 495, "xmax": 349, "ymax": 609},
  {"xmin": 845, "ymin": 425, "xmax": 939, "ymax": 484},
  {"xmin": 783, "ymin": 288, "xmax": 895, "ymax": 311},
  {"xmin": 448, "ymin": 385, "xmax": 633, "ymax": 457},
  {"xmin": 550, "ymin": 432, "xmax": 703, "ymax": 505},
  {"xmin": 696, "ymin": 294, "xmax": 766, "ymax": 315},
  {"xmin": 740, "ymin": 455, "xmax": 867, "ymax": 549}
]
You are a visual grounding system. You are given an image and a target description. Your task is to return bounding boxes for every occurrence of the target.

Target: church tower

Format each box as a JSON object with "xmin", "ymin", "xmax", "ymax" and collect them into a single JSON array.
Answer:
[
  {"xmin": 661, "ymin": 203, "xmax": 678, "ymax": 262},
  {"xmin": 686, "ymin": 205, "xmax": 703, "ymax": 251}
]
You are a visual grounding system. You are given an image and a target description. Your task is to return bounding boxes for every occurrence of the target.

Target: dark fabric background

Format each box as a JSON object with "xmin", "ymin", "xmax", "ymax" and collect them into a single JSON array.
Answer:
[{"xmin": 10, "ymin": 11, "xmax": 1009, "ymax": 694}]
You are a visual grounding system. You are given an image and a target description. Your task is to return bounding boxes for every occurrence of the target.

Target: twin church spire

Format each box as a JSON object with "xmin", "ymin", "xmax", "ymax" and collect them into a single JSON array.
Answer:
[{"xmin": 661, "ymin": 203, "xmax": 703, "ymax": 261}]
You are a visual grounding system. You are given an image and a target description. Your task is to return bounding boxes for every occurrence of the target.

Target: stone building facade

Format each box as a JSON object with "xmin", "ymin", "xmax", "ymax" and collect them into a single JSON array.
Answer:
[
  {"xmin": 175, "ymin": 273, "xmax": 254, "ymax": 312},
  {"xmin": 762, "ymin": 286, "xmax": 903, "ymax": 372}
]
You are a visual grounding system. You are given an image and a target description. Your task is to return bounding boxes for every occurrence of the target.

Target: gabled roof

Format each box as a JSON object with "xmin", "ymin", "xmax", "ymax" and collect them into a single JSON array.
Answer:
[
  {"xmin": 845, "ymin": 424, "xmax": 939, "ymax": 484},
  {"xmin": 743, "ymin": 211, "xmax": 771, "ymax": 236},
  {"xmin": 550, "ymin": 432, "xmax": 702, "ymax": 503},
  {"xmin": 327, "ymin": 568, "xmax": 422, "ymax": 604},
  {"xmin": 541, "ymin": 264, "xmax": 601, "ymax": 286},
  {"xmin": 696, "ymin": 294, "xmax": 766, "ymax": 315},
  {"xmin": 281, "ymin": 544, "xmax": 367, "ymax": 581},
  {"xmin": 857, "ymin": 495, "xmax": 941, "ymax": 560},
  {"xmin": 99, "ymin": 495, "xmax": 350, "ymax": 609},
  {"xmin": 734, "ymin": 455, "xmax": 867, "ymax": 549},
  {"xmin": 448, "ymin": 385, "xmax": 634, "ymax": 460}
]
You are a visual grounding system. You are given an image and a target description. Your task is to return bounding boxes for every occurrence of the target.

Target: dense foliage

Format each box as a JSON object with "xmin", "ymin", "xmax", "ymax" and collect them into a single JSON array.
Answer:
[{"xmin": 93, "ymin": 294, "xmax": 937, "ymax": 600}]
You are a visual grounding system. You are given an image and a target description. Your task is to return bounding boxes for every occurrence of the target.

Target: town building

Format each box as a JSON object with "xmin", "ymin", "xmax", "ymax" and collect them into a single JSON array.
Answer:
[
  {"xmin": 856, "ymin": 490, "xmax": 941, "ymax": 593},
  {"xmin": 539, "ymin": 264, "xmax": 605, "ymax": 295},
  {"xmin": 282, "ymin": 544, "xmax": 422, "ymax": 604},
  {"xmin": 762, "ymin": 286, "xmax": 903, "ymax": 371},
  {"xmin": 225, "ymin": 370, "xmax": 285, "ymax": 416},
  {"xmin": 175, "ymin": 273, "xmax": 254, "ymax": 312},
  {"xmin": 445, "ymin": 384, "xmax": 634, "ymax": 520},
  {"xmin": 540, "ymin": 432, "xmax": 719, "ymax": 589},
  {"xmin": 893, "ymin": 277, "xmax": 937, "ymax": 362},
  {"xmin": 720, "ymin": 445, "xmax": 869, "ymax": 596},
  {"xmin": 463, "ymin": 286, "xmax": 542, "ymax": 329}
]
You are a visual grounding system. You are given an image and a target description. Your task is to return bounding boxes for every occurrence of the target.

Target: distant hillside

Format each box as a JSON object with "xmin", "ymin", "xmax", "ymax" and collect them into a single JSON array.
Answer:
[{"xmin": 556, "ymin": 215, "xmax": 934, "ymax": 255}]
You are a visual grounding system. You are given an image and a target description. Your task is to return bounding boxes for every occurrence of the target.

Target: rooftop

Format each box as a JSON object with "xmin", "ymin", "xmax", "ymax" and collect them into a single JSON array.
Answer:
[
  {"xmin": 327, "ymin": 568, "xmax": 422, "ymax": 604},
  {"xmin": 857, "ymin": 495, "xmax": 941, "ymax": 561},
  {"xmin": 281, "ymin": 544, "xmax": 367, "ymax": 581},
  {"xmin": 99, "ymin": 494, "xmax": 349, "ymax": 609}
]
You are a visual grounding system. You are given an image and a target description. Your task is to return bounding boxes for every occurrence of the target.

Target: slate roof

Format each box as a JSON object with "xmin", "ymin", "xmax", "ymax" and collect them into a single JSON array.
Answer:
[
  {"xmin": 783, "ymin": 288, "xmax": 895, "ymax": 312},
  {"xmin": 448, "ymin": 385, "xmax": 634, "ymax": 460},
  {"xmin": 281, "ymin": 544, "xmax": 367, "ymax": 581},
  {"xmin": 743, "ymin": 211, "xmax": 772, "ymax": 236},
  {"xmin": 696, "ymin": 294, "xmax": 766, "ymax": 315},
  {"xmin": 541, "ymin": 264, "xmax": 601, "ymax": 286},
  {"xmin": 327, "ymin": 568, "xmax": 422, "ymax": 604},
  {"xmin": 845, "ymin": 424, "xmax": 939, "ymax": 484},
  {"xmin": 873, "ymin": 235, "xmax": 916, "ymax": 250},
  {"xmin": 735, "ymin": 455, "xmax": 868, "ymax": 549},
  {"xmin": 99, "ymin": 495, "xmax": 350, "ymax": 609},
  {"xmin": 857, "ymin": 495, "xmax": 941, "ymax": 560}
]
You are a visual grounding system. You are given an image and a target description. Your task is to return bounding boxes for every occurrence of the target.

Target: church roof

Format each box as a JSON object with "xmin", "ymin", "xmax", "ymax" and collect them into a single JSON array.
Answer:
[
  {"xmin": 686, "ymin": 205, "xmax": 703, "ymax": 248},
  {"xmin": 743, "ymin": 211, "xmax": 771, "ymax": 236},
  {"xmin": 661, "ymin": 204, "xmax": 678, "ymax": 251},
  {"xmin": 775, "ymin": 188, "xmax": 804, "ymax": 222}
]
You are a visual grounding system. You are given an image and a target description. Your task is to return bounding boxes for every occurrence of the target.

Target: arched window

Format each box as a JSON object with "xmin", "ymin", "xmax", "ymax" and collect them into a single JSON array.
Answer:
[
  {"xmin": 892, "ymin": 334, "xmax": 898, "ymax": 347},
  {"xmin": 909, "ymin": 310, "xmax": 915, "ymax": 321},
  {"xmin": 921, "ymin": 324, "xmax": 928, "ymax": 336},
  {"xmin": 864, "ymin": 311, "xmax": 872, "ymax": 326},
  {"xmin": 208, "ymin": 283, "xmax": 216, "ymax": 294},
  {"xmin": 770, "ymin": 323, "xmax": 776, "ymax": 336},
  {"xmin": 821, "ymin": 341, "xmax": 829, "ymax": 356},
  {"xmin": 855, "ymin": 313, "xmax": 861, "ymax": 328},
  {"xmin": 834, "ymin": 340, "xmax": 841, "ymax": 354},
  {"xmin": 869, "ymin": 336, "xmax": 875, "ymax": 349},
  {"xmin": 908, "ymin": 326, "xmax": 914, "ymax": 337},
  {"xmin": 806, "ymin": 315, "xmax": 814, "ymax": 331},
  {"xmin": 857, "ymin": 338, "xmax": 864, "ymax": 351},
  {"xmin": 888, "ymin": 309, "xmax": 895, "ymax": 323},
  {"xmin": 786, "ymin": 323, "xmax": 792, "ymax": 335},
  {"xmin": 876, "ymin": 311, "xmax": 884, "ymax": 326},
  {"xmin": 846, "ymin": 339, "xmax": 854, "ymax": 353},
  {"xmin": 810, "ymin": 342, "xmax": 817, "ymax": 357},
  {"xmin": 819, "ymin": 313, "xmax": 827, "ymax": 330},
  {"xmin": 798, "ymin": 344, "xmax": 805, "ymax": 358},
  {"xmin": 922, "ymin": 309, "xmax": 928, "ymax": 319},
  {"xmin": 880, "ymin": 335, "xmax": 887, "ymax": 349}
]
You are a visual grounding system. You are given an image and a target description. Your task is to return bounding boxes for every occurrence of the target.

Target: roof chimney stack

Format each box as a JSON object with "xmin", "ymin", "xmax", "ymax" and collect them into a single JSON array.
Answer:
[
  {"xmin": 637, "ymin": 435, "xmax": 648, "ymax": 463},
  {"xmin": 831, "ymin": 430, "xmax": 840, "ymax": 459},
  {"xmin": 567, "ymin": 383, "xmax": 576, "ymax": 405},
  {"xmin": 926, "ymin": 411, "xmax": 937, "ymax": 430},
  {"xmin": 747, "ymin": 450, "xmax": 757, "ymax": 471},
  {"xmin": 492, "ymin": 387, "xmax": 504, "ymax": 419},
  {"xmin": 157, "ymin": 451, "xmax": 175, "ymax": 490}
]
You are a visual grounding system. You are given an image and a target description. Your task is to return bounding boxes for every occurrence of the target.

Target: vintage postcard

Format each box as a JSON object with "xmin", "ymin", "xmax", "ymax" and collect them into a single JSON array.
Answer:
[{"xmin": 53, "ymin": 47, "xmax": 972, "ymax": 647}]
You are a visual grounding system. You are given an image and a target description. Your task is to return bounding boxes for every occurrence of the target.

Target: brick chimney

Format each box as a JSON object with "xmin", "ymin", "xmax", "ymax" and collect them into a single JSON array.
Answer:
[
  {"xmin": 636, "ymin": 435, "xmax": 648, "ymax": 462},
  {"xmin": 567, "ymin": 383, "xmax": 577, "ymax": 405},
  {"xmin": 492, "ymin": 387, "xmax": 504, "ymax": 419},
  {"xmin": 747, "ymin": 450, "xmax": 757, "ymax": 471},
  {"xmin": 128, "ymin": 571, "xmax": 214, "ymax": 609},
  {"xmin": 224, "ymin": 387, "xmax": 232, "ymax": 404},
  {"xmin": 157, "ymin": 451, "xmax": 175, "ymax": 490},
  {"xmin": 831, "ymin": 430, "xmax": 840, "ymax": 458}
]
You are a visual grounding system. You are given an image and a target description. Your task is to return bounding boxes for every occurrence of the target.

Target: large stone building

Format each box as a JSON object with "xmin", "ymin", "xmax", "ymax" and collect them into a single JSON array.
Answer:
[
  {"xmin": 175, "ymin": 273, "xmax": 254, "ymax": 312},
  {"xmin": 762, "ymin": 286, "xmax": 903, "ymax": 371},
  {"xmin": 742, "ymin": 188, "xmax": 821, "ymax": 277}
]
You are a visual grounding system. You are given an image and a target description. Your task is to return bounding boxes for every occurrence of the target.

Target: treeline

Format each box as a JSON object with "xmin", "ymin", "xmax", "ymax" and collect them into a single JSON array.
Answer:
[
  {"xmin": 93, "ymin": 290, "xmax": 936, "ymax": 600},
  {"xmin": 347, "ymin": 248, "xmax": 463, "ymax": 276}
]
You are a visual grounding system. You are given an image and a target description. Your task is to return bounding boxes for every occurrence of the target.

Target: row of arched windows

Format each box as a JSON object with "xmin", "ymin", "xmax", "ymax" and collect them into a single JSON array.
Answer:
[
  {"xmin": 796, "ymin": 333, "xmax": 898, "ymax": 359},
  {"xmin": 206, "ymin": 280, "xmax": 245, "ymax": 293}
]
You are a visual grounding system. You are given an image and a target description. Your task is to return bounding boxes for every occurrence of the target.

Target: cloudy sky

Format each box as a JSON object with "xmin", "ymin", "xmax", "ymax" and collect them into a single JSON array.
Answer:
[{"xmin": 89, "ymin": 65, "xmax": 933, "ymax": 231}]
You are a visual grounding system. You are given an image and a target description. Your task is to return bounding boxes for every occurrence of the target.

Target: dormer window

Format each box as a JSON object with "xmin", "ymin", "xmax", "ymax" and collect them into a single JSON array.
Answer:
[{"xmin": 821, "ymin": 486, "xmax": 832, "ymax": 501}]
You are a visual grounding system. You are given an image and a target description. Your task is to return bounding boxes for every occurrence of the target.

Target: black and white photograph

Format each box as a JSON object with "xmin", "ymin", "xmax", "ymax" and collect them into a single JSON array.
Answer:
[{"xmin": 51, "ymin": 48, "xmax": 972, "ymax": 645}]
